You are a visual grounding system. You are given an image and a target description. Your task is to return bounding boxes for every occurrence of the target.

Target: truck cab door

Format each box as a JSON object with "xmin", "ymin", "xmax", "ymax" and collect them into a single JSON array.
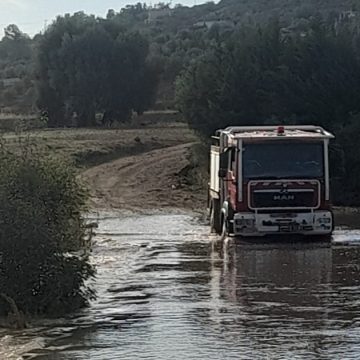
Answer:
[
  {"xmin": 219, "ymin": 149, "xmax": 237, "ymax": 211},
  {"xmin": 228, "ymin": 149, "xmax": 238, "ymax": 211}
]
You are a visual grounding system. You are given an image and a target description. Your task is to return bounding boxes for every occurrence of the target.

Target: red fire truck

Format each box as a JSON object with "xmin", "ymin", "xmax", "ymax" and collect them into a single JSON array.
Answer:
[{"xmin": 209, "ymin": 125, "xmax": 335, "ymax": 238}]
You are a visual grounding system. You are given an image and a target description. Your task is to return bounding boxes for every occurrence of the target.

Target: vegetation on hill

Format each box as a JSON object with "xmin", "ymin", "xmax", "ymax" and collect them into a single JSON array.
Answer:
[{"xmin": 216, "ymin": 0, "xmax": 358, "ymax": 23}]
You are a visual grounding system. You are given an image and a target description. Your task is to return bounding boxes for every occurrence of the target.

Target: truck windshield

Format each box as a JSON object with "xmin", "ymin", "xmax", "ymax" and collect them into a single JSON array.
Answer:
[{"xmin": 243, "ymin": 142, "xmax": 324, "ymax": 180}]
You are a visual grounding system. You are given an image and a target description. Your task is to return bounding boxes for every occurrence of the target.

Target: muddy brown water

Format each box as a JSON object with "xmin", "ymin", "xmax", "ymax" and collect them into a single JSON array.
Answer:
[{"xmin": 2, "ymin": 212, "xmax": 360, "ymax": 359}]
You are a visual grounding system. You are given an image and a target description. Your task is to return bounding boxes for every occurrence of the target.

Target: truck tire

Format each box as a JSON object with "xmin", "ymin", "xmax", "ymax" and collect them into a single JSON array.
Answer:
[
  {"xmin": 227, "ymin": 206, "xmax": 234, "ymax": 235},
  {"xmin": 316, "ymin": 234, "xmax": 332, "ymax": 242},
  {"xmin": 210, "ymin": 199, "xmax": 221, "ymax": 234}
]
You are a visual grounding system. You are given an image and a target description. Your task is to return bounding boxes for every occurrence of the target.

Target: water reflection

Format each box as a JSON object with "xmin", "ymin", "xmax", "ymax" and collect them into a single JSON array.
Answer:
[
  {"xmin": 204, "ymin": 239, "xmax": 360, "ymax": 359},
  {"xmin": 221, "ymin": 241, "xmax": 332, "ymax": 305}
]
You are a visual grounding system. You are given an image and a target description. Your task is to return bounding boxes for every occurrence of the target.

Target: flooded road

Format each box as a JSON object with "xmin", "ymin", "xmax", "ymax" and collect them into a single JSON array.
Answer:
[{"xmin": 2, "ymin": 212, "xmax": 360, "ymax": 359}]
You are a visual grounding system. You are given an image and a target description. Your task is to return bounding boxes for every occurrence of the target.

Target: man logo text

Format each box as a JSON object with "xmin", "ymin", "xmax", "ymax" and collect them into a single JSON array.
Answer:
[{"xmin": 273, "ymin": 195, "xmax": 295, "ymax": 201}]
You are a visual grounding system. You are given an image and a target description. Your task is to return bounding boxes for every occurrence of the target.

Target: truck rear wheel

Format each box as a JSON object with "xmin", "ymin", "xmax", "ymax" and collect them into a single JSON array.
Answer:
[
  {"xmin": 314, "ymin": 234, "xmax": 333, "ymax": 242},
  {"xmin": 210, "ymin": 199, "xmax": 221, "ymax": 234}
]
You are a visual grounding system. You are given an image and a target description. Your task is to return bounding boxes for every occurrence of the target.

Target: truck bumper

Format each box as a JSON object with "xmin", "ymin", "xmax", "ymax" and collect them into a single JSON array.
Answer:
[{"xmin": 233, "ymin": 211, "xmax": 333, "ymax": 237}]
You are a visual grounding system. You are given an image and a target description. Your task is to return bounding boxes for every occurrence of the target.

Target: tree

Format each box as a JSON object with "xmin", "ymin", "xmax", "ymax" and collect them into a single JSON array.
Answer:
[
  {"xmin": 36, "ymin": 13, "xmax": 158, "ymax": 127},
  {"xmin": 3, "ymin": 24, "xmax": 29, "ymax": 41},
  {"xmin": 0, "ymin": 24, "xmax": 32, "ymax": 60}
]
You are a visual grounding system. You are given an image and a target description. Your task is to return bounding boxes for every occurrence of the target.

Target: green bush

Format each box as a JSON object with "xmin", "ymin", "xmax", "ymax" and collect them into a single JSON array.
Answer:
[
  {"xmin": 331, "ymin": 116, "xmax": 360, "ymax": 206},
  {"xmin": 179, "ymin": 143, "xmax": 209, "ymax": 191},
  {"xmin": 0, "ymin": 141, "xmax": 95, "ymax": 317}
]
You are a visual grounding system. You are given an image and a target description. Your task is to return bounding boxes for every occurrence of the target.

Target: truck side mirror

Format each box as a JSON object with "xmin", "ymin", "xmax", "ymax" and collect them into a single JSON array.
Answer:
[
  {"xmin": 219, "ymin": 150, "xmax": 230, "ymax": 178},
  {"xmin": 218, "ymin": 169, "xmax": 227, "ymax": 178}
]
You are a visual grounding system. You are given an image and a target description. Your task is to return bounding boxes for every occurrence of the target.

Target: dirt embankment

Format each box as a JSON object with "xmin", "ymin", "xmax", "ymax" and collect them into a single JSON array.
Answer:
[{"xmin": 82, "ymin": 142, "xmax": 207, "ymax": 212}]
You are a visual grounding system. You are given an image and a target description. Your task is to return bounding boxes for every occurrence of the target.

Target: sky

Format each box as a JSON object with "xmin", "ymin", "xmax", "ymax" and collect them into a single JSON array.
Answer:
[{"xmin": 0, "ymin": 0, "xmax": 209, "ymax": 36}]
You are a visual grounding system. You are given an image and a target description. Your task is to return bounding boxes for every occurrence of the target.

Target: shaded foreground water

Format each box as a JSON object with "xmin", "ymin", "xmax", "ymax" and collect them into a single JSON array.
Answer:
[{"xmin": 2, "ymin": 212, "xmax": 360, "ymax": 359}]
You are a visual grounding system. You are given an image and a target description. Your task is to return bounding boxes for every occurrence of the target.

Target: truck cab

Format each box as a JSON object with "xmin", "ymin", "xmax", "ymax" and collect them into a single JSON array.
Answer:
[{"xmin": 209, "ymin": 125, "xmax": 335, "ymax": 238}]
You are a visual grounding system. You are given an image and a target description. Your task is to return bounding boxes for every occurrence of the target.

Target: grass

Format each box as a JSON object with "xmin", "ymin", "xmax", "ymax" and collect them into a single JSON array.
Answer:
[
  {"xmin": 0, "ymin": 113, "xmax": 44, "ymax": 131},
  {"xmin": 1, "ymin": 120, "xmax": 197, "ymax": 168}
]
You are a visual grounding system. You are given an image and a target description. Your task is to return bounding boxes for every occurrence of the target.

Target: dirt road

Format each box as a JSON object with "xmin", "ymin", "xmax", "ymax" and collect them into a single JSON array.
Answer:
[{"xmin": 82, "ymin": 143, "xmax": 207, "ymax": 212}]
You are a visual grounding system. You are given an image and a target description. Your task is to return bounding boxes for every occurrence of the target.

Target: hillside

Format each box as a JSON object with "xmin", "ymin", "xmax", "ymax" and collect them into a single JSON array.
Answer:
[
  {"xmin": 146, "ymin": 0, "xmax": 358, "ymax": 32},
  {"xmin": 216, "ymin": 0, "xmax": 357, "ymax": 21},
  {"xmin": 143, "ymin": 1, "xmax": 359, "ymax": 108}
]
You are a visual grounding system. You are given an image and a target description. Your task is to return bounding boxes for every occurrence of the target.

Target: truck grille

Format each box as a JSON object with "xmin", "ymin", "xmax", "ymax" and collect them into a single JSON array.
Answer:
[{"xmin": 249, "ymin": 180, "xmax": 320, "ymax": 210}]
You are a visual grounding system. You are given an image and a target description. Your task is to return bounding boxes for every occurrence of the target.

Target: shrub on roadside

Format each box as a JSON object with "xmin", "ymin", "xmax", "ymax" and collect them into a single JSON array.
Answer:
[
  {"xmin": 331, "ymin": 116, "xmax": 360, "ymax": 206},
  {"xmin": 0, "ymin": 141, "xmax": 95, "ymax": 318},
  {"xmin": 178, "ymin": 143, "xmax": 209, "ymax": 193}
]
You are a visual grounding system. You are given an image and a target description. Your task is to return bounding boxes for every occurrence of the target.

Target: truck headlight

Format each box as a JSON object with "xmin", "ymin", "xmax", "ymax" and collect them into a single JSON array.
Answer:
[
  {"xmin": 317, "ymin": 218, "xmax": 331, "ymax": 224},
  {"xmin": 235, "ymin": 219, "xmax": 255, "ymax": 227}
]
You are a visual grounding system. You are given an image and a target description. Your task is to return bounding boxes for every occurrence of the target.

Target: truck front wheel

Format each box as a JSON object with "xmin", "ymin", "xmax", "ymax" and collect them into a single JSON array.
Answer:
[
  {"xmin": 220, "ymin": 215, "xmax": 229, "ymax": 241},
  {"xmin": 210, "ymin": 199, "xmax": 221, "ymax": 234}
]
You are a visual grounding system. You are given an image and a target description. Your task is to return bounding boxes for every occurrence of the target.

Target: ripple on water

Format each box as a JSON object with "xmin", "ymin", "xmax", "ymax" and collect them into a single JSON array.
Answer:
[{"xmin": 5, "ymin": 213, "xmax": 360, "ymax": 359}]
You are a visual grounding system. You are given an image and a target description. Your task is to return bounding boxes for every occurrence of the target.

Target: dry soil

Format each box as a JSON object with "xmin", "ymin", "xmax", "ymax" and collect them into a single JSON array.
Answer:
[{"xmin": 82, "ymin": 142, "xmax": 207, "ymax": 212}]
